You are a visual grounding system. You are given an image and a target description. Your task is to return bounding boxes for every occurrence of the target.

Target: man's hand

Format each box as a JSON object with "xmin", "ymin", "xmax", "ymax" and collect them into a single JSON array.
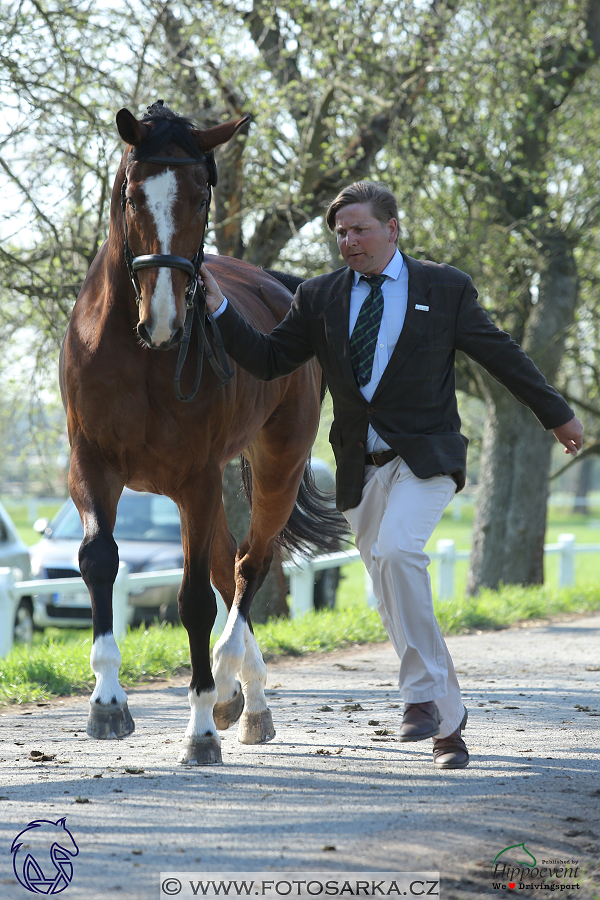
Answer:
[
  {"xmin": 553, "ymin": 415, "xmax": 583, "ymax": 456},
  {"xmin": 198, "ymin": 264, "xmax": 225, "ymax": 313}
]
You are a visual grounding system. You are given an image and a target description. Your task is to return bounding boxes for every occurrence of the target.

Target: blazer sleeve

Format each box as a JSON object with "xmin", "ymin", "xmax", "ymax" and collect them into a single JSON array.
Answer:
[
  {"xmin": 215, "ymin": 284, "xmax": 316, "ymax": 381},
  {"xmin": 454, "ymin": 278, "xmax": 574, "ymax": 430}
]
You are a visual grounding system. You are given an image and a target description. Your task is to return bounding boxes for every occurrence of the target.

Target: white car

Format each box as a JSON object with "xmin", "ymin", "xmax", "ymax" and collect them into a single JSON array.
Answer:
[
  {"xmin": 31, "ymin": 488, "xmax": 183, "ymax": 630},
  {"xmin": 0, "ymin": 501, "xmax": 34, "ymax": 643}
]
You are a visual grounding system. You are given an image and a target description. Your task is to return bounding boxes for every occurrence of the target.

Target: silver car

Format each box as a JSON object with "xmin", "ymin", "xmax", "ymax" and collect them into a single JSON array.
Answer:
[
  {"xmin": 0, "ymin": 500, "xmax": 33, "ymax": 643},
  {"xmin": 31, "ymin": 488, "xmax": 183, "ymax": 629}
]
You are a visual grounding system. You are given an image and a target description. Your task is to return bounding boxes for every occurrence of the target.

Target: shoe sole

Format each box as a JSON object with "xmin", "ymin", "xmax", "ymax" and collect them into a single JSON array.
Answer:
[
  {"xmin": 398, "ymin": 725, "xmax": 441, "ymax": 742},
  {"xmin": 432, "ymin": 707, "xmax": 469, "ymax": 765},
  {"xmin": 434, "ymin": 755, "xmax": 470, "ymax": 769}
]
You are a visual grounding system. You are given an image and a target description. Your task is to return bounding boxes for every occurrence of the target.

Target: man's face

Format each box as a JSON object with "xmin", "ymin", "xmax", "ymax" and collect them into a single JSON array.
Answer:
[{"xmin": 335, "ymin": 202, "xmax": 398, "ymax": 275}]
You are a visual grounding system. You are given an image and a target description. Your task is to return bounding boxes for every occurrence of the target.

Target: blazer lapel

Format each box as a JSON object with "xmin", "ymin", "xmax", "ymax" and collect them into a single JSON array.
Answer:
[
  {"xmin": 323, "ymin": 267, "xmax": 365, "ymax": 400},
  {"xmin": 372, "ymin": 254, "xmax": 432, "ymax": 400}
]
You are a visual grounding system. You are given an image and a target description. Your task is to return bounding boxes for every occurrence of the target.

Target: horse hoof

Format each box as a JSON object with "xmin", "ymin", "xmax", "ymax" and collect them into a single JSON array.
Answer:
[
  {"xmin": 86, "ymin": 701, "xmax": 135, "ymax": 740},
  {"xmin": 238, "ymin": 709, "xmax": 276, "ymax": 744},
  {"xmin": 213, "ymin": 683, "xmax": 245, "ymax": 730},
  {"xmin": 178, "ymin": 736, "xmax": 222, "ymax": 766}
]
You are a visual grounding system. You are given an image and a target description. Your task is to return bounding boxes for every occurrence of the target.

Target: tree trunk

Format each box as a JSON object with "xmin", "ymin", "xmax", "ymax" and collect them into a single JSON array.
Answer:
[
  {"xmin": 467, "ymin": 231, "xmax": 578, "ymax": 594},
  {"xmin": 467, "ymin": 390, "xmax": 553, "ymax": 592},
  {"xmin": 220, "ymin": 459, "xmax": 289, "ymax": 623},
  {"xmin": 572, "ymin": 456, "xmax": 594, "ymax": 516}
]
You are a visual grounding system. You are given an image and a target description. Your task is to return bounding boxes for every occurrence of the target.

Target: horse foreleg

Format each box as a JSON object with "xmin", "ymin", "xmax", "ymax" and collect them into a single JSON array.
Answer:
[
  {"xmin": 212, "ymin": 587, "xmax": 273, "ymax": 741},
  {"xmin": 211, "ymin": 602, "xmax": 248, "ymax": 732},
  {"xmin": 210, "ymin": 504, "xmax": 246, "ymax": 731},
  {"xmin": 68, "ymin": 446, "xmax": 131, "ymax": 739},
  {"xmin": 177, "ymin": 478, "xmax": 225, "ymax": 765}
]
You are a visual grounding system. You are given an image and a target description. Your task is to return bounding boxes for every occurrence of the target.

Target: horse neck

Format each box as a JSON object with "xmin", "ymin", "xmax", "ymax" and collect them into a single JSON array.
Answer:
[{"xmin": 104, "ymin": 156, "xmax": 138, "ymax": 312}]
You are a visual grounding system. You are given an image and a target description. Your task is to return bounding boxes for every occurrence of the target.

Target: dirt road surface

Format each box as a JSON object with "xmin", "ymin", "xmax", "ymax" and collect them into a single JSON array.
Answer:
[{"xmin": 1, "ymin": 614, "xmax": 599, "ymax": 899}]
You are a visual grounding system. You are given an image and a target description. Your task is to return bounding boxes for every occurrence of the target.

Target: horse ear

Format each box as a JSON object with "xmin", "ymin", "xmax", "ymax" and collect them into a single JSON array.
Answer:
[
  {"xmin": 116, "ymin": 108, "xmax": 148, "ymax": 146},
  {"xmin": 191, "ymin": 115, "xmax": 251, "ymax": 153}
]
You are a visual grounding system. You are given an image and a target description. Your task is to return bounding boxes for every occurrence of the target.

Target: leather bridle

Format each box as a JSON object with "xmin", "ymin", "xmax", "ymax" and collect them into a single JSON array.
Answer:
[{"xmin": 121, "ymin": 150, "xmax": 233, "ymax": 401}]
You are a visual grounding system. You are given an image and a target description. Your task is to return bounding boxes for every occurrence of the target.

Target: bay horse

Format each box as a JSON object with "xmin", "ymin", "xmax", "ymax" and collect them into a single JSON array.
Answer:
[{"xmin": 60, "ymin": 101, "xmax": 344, "ymax": 765}]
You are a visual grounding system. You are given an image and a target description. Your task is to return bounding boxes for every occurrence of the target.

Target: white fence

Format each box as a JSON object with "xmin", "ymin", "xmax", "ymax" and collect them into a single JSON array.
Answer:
[
  {"xmin": 283, "ymin": 532, "xmax": 600, "ymax": 614},
  {"xmin": 1, "ymin": 532, "xmax": 599, "ymax": 659},
  {"xmin": 0, "ymin": 564, "xmax": 191, "ymax": 659}
]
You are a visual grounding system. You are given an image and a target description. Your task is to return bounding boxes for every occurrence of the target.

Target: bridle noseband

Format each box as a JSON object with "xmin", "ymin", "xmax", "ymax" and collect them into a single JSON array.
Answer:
[{"xmin": 121, "ymin": 151, "xmax": 233, "ymax": 401}]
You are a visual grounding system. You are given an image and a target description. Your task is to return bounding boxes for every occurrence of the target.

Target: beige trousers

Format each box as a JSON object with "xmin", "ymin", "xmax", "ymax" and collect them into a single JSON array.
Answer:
[{"xmin": 343, "ymin": 456, "xmax": 464, "ymax": 739}]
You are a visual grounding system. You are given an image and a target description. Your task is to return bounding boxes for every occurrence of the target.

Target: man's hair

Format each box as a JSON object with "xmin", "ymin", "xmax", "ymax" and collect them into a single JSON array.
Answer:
[{"xmin": 325, "ymin": 181, "xmax": 399, "ymax": 233}]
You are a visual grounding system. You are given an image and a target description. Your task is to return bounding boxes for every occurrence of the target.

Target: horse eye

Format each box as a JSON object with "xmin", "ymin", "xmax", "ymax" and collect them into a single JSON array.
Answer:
[
  {"xmin": 197, "ymin": 200, "xmax": 207, "ymax": 214},
  {"xmin": 127, "ymin": 198, "xmax": 136, "ymax": 212}
]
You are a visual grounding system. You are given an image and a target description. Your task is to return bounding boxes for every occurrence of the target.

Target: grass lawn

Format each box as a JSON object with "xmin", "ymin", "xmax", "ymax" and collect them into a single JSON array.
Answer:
[
  {"xmin": 2, "ymin": 491, "xmax": 599, "ymax": 705},
  {"xmin": 2, "ymin": 577, "xmax": 599, "ymax": 704}
]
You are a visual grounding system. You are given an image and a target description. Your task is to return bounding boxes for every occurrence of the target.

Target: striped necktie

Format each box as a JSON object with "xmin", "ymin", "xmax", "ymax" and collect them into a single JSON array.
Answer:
[{"xmin": 349, "ymin": 274, "xmax": 386, "ymax": 386}]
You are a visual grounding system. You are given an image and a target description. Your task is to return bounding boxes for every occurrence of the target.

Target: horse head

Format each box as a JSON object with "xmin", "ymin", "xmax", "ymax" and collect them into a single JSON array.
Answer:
[{"xmin": 116, "ymin": 101, "xmax": 249, "ymax": 350}]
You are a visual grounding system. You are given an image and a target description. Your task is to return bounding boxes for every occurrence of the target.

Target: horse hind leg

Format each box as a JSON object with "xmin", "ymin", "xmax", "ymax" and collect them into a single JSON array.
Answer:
[
  {"xmin": 237, "ymin": 621, "xmax": 274, "ymax": 744},
  {"xmin": 213, "ymin": 459, "xmax": 308, "ymax": 745}
]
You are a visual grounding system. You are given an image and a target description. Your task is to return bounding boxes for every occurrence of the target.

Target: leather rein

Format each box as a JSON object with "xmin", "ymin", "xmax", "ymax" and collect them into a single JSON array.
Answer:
[{"xmin": 120, "ymin": 151, "xmax": 233, "ymax": 402}]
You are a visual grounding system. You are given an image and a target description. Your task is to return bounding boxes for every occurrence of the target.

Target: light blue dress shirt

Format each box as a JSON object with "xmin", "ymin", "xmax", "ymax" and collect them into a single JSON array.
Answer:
[
  {"xmin": 349, "ymin": 249, "xmax": 408, "ymax": 452},
  {"xmin": 212, "ymin": 248, "xmax": 408, "ymax": 453}
]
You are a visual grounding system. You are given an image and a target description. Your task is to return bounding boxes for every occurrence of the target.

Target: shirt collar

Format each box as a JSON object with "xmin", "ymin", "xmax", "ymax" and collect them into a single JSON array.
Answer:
[{"xmin": 352, "ymin": 248, "xmax": 404, "ymax": 286}]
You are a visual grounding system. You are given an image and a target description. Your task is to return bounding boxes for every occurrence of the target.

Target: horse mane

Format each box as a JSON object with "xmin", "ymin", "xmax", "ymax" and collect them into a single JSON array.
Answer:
[{"xmin": 131, "ymin": 99, "xmax": 202, "ymax": 161}]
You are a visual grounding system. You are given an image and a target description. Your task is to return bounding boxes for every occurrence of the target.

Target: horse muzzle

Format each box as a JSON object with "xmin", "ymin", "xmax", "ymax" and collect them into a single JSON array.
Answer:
[{"xmin": 137, "ymin": 320, "xmax": 184, "ymax": 350}]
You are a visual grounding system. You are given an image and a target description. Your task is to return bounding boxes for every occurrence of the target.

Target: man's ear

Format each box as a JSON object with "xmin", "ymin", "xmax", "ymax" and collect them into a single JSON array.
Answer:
[
  {"xmin": 191, "ymin": 115, "xmax": 251, "ymax": 154},
  {"xmin": 116, "ymin": 108, "xmax": 148, "ymax": 146}
]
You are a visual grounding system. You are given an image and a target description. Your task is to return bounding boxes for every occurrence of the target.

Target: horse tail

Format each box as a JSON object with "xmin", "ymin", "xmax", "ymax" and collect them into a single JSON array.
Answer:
[{"xmin": 240, "ymin": 454, "xmax": 350, "ymax": 557}]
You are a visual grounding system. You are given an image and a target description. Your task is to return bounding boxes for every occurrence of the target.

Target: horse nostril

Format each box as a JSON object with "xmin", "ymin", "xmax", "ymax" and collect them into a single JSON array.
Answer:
[
  {"xmin": 171, "ymin": 326, "xmax": 183, "ymax": 346},
  {"xmin": 137, "ymin": 322, "xmax": 152, "ymax": 346}
]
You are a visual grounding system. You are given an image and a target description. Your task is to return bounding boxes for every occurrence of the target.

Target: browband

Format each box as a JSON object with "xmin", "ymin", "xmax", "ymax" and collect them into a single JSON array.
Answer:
[
  {"xmin": 134, "ymin": 155, "xmax": 204, "ymax": 166},
  {"xmin": 130, "ymin": 151, "xmax": 218, "ymax": 187}
]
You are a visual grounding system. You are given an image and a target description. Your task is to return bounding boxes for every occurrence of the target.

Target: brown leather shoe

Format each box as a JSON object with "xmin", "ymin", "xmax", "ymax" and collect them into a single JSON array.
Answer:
[
  {"xmin": 398, "ymin": 701, "xmax": 441, "ymax": 742},
  {"xmin": 432, "ymin": 708, "xmax": 469, "ymax": 768}
]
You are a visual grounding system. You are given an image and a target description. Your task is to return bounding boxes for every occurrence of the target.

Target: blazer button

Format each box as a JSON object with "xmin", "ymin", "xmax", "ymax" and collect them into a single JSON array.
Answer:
[
  {"xmin": 367, "ymin": 406, "xmax": 374, "ymax": 414},
  {"xmin": 358, "ymin": 441, "xmax": 364, "ymax": 449}
]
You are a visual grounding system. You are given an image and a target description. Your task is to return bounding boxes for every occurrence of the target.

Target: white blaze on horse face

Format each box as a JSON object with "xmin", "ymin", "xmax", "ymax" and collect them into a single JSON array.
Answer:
[
  {"xmin": 142, "ymin": 169, "xmax": 178, "ymax": 345},
  {"xmin": 89, "ymin": 633, "xmax": 127, "ymax": 705}
]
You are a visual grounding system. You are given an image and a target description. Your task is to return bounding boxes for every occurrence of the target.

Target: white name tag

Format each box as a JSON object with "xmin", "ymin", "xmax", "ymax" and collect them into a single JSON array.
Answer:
[{"xmin": 415, "ymin": 304, "xmax": 429, "ymax": 311}]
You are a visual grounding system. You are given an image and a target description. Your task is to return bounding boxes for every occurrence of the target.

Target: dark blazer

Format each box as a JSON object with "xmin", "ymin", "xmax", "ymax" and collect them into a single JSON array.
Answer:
[{"xmin": 216, "ymin": 253, "xmax": 574, "ymax": 511}]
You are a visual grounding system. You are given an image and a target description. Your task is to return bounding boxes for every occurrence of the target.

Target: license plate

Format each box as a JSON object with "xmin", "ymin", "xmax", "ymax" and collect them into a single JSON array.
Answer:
[{"xmin": 51, "ymin": 591, "xmax": 91, "ymax": 608}]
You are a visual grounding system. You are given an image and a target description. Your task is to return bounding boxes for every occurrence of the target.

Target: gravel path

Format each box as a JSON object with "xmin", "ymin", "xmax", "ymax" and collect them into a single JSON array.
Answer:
[{"xmin": 1, "ymin": 613, "xmax": 599, "ymax": 899}]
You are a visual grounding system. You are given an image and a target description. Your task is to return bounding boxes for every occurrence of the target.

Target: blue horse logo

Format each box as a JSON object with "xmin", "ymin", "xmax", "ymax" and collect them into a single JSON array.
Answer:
[{"xmin": 11, "ymin": 817, "xmax": 79, "ymax": 894}]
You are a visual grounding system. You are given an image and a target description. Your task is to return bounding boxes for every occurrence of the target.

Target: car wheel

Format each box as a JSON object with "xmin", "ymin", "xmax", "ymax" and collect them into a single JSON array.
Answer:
[
  {"xmin": 313, "ymin": 568, "xmax": 340, "ymax": 611},
  {"xmin": 14, "ymin": 599, "xmax": 34, "ymax": 644}
]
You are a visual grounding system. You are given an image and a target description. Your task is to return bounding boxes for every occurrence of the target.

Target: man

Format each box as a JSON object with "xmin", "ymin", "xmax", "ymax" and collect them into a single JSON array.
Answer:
[{"xmin": 199, "ymin": 181, "xmax": 583, "ymax": 769}]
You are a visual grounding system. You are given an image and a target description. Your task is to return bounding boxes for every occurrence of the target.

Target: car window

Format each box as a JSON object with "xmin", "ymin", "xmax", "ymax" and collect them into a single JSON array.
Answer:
[
  {"xmin": 50, "ymin": 493, "xmax": 182, "ymax": 542},
  {"xmin": 0, "ymin": 518, "xmax": 7, "ymax": 543}
]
